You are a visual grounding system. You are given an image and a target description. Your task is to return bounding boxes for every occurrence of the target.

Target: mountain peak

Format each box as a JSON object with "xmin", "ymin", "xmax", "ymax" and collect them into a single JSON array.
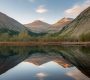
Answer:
[
  {"xmin": 34, "ymin": 20, "xmax": 43, "ymax": 23},
  {"xmin": 25, "ymin": 20, "xmax": 51, "ymax": 33},
  {"xmin": 29, "ymin": 20, "xmax": 50, "ymax": 26},
  {"xmin": 57, "ymin": 17, "xmax": 73, "ymax": 23}
]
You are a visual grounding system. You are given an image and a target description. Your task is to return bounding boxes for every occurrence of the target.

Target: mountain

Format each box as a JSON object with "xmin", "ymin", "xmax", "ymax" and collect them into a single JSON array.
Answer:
[
  {"xmin": 25, "ymin": 20, "xmax": 51, "ymax": 33},
  {"xmin": 58, "ymin": 7, "xmax": 90, "ymax": 41},
  {"xmin": 49, "ymin": 18, "xmax": 73, "ymax": 33},
  {"xmin": 0, "ymin": 12, "xmax": 44, "ymax": 39},
  {"xmin": 25, "ymin": 18, "xmax": 73, "ymax": 34},
  {"xmin": 0, "ymin": 12, "xmax": 28, "ymax": 33}
]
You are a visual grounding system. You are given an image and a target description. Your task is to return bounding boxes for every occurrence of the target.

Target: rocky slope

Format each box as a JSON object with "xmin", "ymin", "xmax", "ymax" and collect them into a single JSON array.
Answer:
[{"xmin": 58, "ymin": 7, "xmax": 90, "ymax": 41}]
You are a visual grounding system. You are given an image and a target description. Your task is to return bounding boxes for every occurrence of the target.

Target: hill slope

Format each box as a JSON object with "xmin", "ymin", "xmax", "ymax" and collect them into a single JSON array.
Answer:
[
  {"xmin": 49, "ymin": 18, "xmax": 73, "ymax": 33},
  {"xmin": 0, "ymin": 12, "xmax": 27, "ymax": 33},
  {"xmin": 58, "ymin": 7, "xmax": 90, "ymax": 41}
]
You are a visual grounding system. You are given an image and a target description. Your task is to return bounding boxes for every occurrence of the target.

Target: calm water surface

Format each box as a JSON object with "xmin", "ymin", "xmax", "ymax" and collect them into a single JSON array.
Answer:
[{"xmin": 0, "ymin": 46, "xmax": 90, "ymax": 80}]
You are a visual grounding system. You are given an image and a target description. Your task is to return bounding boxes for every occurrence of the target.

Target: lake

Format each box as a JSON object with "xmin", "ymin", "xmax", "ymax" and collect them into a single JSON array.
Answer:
[{"xmin": 0, "ymin": 46, "xmax": 90, "ymax": 80}]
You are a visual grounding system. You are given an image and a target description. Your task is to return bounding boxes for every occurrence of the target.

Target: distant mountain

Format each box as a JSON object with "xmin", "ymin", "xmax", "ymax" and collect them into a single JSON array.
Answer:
[
  {"xmin": 25, "ymin": 18, "xmax": 73, "ymax": 34},
  {"xmin": 49, "ymin": 18, "xmax": 73, "ymax": 33},
  {"xmin": 57, "ymin": 7, "xmax": 90, "ymax": 41},
  {"xmin": 25, "ymin": 20, "xmax": 51, "ymax": 33},
  {"xmin": 53, "ymin": 18, "xmax": 73, "ymax": 26},
  {"xmin": 0, "ymin": 12, "xmax": 28, "ymax": 33}
]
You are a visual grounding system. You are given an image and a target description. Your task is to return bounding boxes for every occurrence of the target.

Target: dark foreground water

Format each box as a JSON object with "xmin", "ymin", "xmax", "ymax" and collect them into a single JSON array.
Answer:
[{"xmin": 0, "ymin": 46, "xmax": 90, "ymax": 80}]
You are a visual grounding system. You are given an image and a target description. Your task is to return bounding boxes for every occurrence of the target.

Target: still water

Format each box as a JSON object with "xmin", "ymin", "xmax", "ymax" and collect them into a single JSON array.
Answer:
[{"xmin": 0, "ymin": 46, "xmax": 90, "ymax": 80}]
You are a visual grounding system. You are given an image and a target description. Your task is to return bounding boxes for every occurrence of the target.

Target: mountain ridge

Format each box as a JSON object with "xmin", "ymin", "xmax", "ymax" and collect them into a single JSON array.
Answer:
[
  {"xmin": 25, "ymin": 18, "xmax": 73, "ymax": 33},
  {"xmin": 0, "ymin": 12, "xmax": 28, "ymax": 32},
  {"xmin": 55, "ymin": 7, "xmax": 90, "ymax": 41},
  {"xmin": 49, "ymin": 18, "xmax": 73, "ymax": 33}
]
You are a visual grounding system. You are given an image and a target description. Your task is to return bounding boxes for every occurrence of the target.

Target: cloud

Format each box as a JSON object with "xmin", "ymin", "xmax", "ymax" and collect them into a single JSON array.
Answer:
[
  {"xmin": 65, "ymin": 0, "xmax": 90, "ymax": 17},
  {"xmin": 36, "ymin": 73, "xmax": 48, "ymax": 80},
  {"xmin": 66, "ymin": 69, "xmax": 89, "ymax": 80},
  {"xmin": 36, "ymin": 5, "xmax": 48, "ymax": 13},
  {"xmin": 29, "ymin": 0, "xmax": 35, "ymax": 2}
]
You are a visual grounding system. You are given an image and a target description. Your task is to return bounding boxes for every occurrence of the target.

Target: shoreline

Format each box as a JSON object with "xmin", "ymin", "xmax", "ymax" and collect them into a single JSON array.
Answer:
[{"xmin": 0, "ymin": 42, "xmax": 90, "ymax": 46}]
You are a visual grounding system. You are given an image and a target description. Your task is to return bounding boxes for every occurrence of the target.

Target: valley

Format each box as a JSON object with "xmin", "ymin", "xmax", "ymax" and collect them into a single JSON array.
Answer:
[{"xmin": 0, "ymin": 7, "xmax": 90, "ymax": 43}]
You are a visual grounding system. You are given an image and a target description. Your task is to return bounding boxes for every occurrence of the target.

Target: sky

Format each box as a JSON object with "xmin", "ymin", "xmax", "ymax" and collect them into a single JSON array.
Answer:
[{"xmin": 0, "ymin": 0, "xmax": 90, "ymax": 24}]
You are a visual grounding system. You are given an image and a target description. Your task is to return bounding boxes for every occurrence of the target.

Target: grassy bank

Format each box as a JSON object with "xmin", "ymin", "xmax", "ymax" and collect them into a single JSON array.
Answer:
[{"xmin": 0, "ymin": 42, "xmax": 90, "ymax": 46}]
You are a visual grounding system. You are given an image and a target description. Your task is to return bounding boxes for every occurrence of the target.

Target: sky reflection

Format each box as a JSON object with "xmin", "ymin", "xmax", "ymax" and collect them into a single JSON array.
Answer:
[{"xmin": 0, "ymin": 61, "xmax": 89, "ymax": 80}]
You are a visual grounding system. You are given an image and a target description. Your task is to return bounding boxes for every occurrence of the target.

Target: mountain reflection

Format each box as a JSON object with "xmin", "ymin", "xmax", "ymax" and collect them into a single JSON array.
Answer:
[
  {"xmin": 0, "ymin": 46, "xmax": 90, "ymax": 79},
  {"xmin": 59, "ymin": 46, "xmax": 90, "ymax": 77},
  {"xmin": 25, "ymin": 52, "xmax": 73, "ymax": 68}
]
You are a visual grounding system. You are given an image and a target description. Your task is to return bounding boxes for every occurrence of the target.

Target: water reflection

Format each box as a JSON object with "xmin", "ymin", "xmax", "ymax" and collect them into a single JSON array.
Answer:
[
  {"xmin": 59, "ymin": 46, "xmax": 90, "ymax": 77},
  {"xmin": 0, "ymin": 46, "xmax": 89, "ymax": 80},
  {"xmin": 0, "ymin": 62, "xmax": 89, "ymax": 80},
  {"xmin": 25, "ymin": 52, "xmax": 73, "ymax": 68}
]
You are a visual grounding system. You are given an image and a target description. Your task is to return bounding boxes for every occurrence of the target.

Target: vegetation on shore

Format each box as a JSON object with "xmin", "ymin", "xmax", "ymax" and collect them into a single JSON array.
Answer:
[{"xmin": 0, "ymin": 30, "xmax": 90, "ymax": 42}]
